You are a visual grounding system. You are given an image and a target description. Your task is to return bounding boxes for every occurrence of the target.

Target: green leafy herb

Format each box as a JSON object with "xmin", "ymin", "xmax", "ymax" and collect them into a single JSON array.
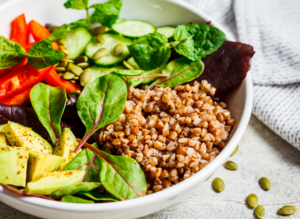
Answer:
[
  {"xmin": 50, "ymin": 182, "xmax": 101, "ymax": 199},
  {"xmin": 64, "ymin": 0, "xmax": 89, "ymax": 10},
  {"xmin": 0, "ymin": 36, "xmax": 27, "ymax": 70},
  {"xmin": 30, "ymin": 83, "xmax": 67, "ymax": 145},
  {"xmin": 61, "ymin": 195, "xmax": 94, "ymax": 203},
  {"xmin": 149, "ymin": 57, "xmax": 204, "ymax": 89},
  {"xmin": 78, "ymin": 190, "xmax": 119, "ymax": 201},
  {"xmin": 75, "ymin": 74, "xmax": 127, "ymax": 152},
  {"xmin": 90, "ymin": 0, "xmax": 122, "ymax": 27},
  {"xmin": 173, "ymin": 23, "xmax": 225, "ymax": 61},
  {"xmin": 128, "ymin": 33, "xmax": 171, "ymax": 70}
]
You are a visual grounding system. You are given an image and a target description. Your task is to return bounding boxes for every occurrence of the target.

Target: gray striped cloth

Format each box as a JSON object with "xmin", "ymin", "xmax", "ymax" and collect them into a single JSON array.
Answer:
[{"xmin": 183, "ymin": 0, "xmax": 300, "ymax": 149}]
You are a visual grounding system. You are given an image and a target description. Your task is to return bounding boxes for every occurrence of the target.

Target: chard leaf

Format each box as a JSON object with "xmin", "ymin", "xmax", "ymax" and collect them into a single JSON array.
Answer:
[
  {"xmin": 64, "ymin": 0, "xmax": 89, "ymax": 10},
  {"xmin": 128, "ymin": 33, "xmax": 171, "ymax": 70},
  {"xmin": 149, "ymin": 57, "xmax": 204, "ymax": 89},
  {"xmin": 27, "ymin": 39, "xmax": 65, "ymax": 69},
  {"xmin": 75, "ymin": 74, "xmax": 126, "ymax": 151},
  {"xmin": 61, "ymin": 195, "xmax": 94, "ymax": 203},
  {"xmin": 50, "ymin": 182, "xmax": 101, "ymax": 199},
  {"xmin": 90, "ymin": 0, "xmax": 122, "ymax": 27},
  {"xmin": 78, "ymin": 190, "xmax": 119, "ymax": 201},
  {"xmin": 173, "ymin": 23, "xmax": 225, "ymax": 61},
  {"xmin": 30, "ymin": 83, "xmax": 67, "ymax": 145},
  {"xmin": 0, "ymin": 36, "xmax": 27, "ymax": 70}
]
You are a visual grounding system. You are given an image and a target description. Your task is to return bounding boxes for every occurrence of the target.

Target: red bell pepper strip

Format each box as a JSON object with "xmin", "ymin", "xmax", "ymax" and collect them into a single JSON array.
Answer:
[
  {"xmin": 10, "ymin": 14, "xmax": 29, "ymax": 48},
  {"xmin": 44, "ymin": 69, "xmax": 82, "ymax": 93},
  {"xmin": 0, "ymin": 86, "xmax": 32, "ymax": 106},
  {"xmin": 0, "ymin": 64, "xmax": 53, "ymax": 100},
  {"xmin": 28, "ymin": 20, "xmax": 60, "ymax": 50}
]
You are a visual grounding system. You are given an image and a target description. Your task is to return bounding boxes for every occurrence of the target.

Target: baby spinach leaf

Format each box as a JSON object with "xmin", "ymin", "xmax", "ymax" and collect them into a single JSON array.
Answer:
[
  {"xmin": 149, "ymin": 57, "xmax": 204, "ymax": 89},
  {"xmin": 64, "ymin": 0, "xmax": 89, "ymax": 10},
  {"xmin": 128, "ymin": 33, "xmax": 171, "ymax": 70},
  {"xmin": 30, "ymin": 83, "xmax": 67, "ymax": 145},
  {"xmin": 90, "ymin": 0, "xmax": 122, "ymax": 27},
  {"xmin": 75, "ymin": 74, "xmax": 126, "ymax": 152},
  {"xmin": 0, "ymin": 36, "xmax": 27, "ymax": 70},
  {"xmin": 61, "ymin": 195, "xmax": 94, "ymax": 203},
  {"xmin": 50, "ymin": 182, "xmax": 101, "ymax": 199},
  {"xmin": 173, "ymin": 23, "xmax": 225, "ymax": 61},
  {"xmin": 27, "ymin": 39, "xmax": 65, "ymax": 69},
  {"xmin": 78, "ymin": 190, "xmax": 119, "ymax": 202}
]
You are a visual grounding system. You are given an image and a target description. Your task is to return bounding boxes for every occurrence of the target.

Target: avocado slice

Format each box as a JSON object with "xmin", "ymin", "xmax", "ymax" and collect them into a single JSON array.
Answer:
[
  {"xmin": 54, "ymin": 128, "xmax": 79, "ymax": 170},
  {"xmin": 0, "ymin": 146, "xmax": 29, "ymax": 187},
  {"xmin": 4, "ymin": 121, "xmax": 53, "ymax": 154},
  {"xmin": 0, "ymin": 125, "xmax": 8, "ymax": 145},
  {"xmin": 27, "ymin": 152, "xmax": 65, "ymax": 182},
  {"xmin": 23, "ymin": 170, "xmax": 85, "ymax": 195}
]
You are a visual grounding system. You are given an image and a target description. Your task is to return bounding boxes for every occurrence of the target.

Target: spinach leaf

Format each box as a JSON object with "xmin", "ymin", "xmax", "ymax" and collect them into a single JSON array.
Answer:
[
  {"xmin": 90, "ymin": 0, "xmax": 122, "ymax": 27},
  {"xmin": 50, "ymin": 182, "xmax": 101, "ymax": 199},
  {"xmin": 30, "ymin": 83, "xmax": 67, "ymax": 145},
  {"xmin": 75, "ymin": 74, "xmax": 126, "ymax": 152},
  {"xmin": 128, "ymin": 33, "xmax": 171, "ymax": 70},
  {"xmin": 173, "ymin": 23, "xmax": 225, "ymax": 61},
  {"xmin": 149, "ymin": 57, "xmax": 204, "ymax": 89},
  {"xmin": 61, "ymin": 195, "xmax": 94, "ymax": 203},
  {"xmin": 78, "ymin": 190, "xmax": 119, "ymax": 201},
  {"xmin": 0, "ymin": 36, "xmax": 27, "ymax": 70},
  {"xmin": 64, "ymin": 0, "xmax": 89, "ymax": 10}
]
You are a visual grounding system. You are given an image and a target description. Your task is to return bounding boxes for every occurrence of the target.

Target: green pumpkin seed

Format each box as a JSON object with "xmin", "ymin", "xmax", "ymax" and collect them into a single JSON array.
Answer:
[
  {"xmin": 231, "ymin": 145, "xmax": 239, "ymax": 156},
  {"xmin": 80, "ymin": 68, "xmax": 92, "ymax": 86},
  {"xmin": 70, "ymin": 80, "xmax": 77, "ymax": 84},
  {"xmin": 75, "ymin": 56, "xmax": 88, "ymax": 64},
  {"xmin": 247, "ymin": 194, "xmax": 258, "ymax": 208},
  {"xmin": 91, "ymin": 26, "xmax": 109, "ymax": 35},
  {"xmin": 58, "ymin": 60, "xmax": 68, "ymax": 68},
  {"xmin": 67, "ymin": 90, "xmax": 81, "ymax": 97},
  {"xmin": 62, "ymin": 59, "xmax": 74, "ymax": 63},
  {"xmin": 69, "ymin": 63, "xmax": 83, "ymax": 76},
  {"xmin": 114, "ymin": 43, "xmax": 124, "ymax": 56},
  {"xmin": 60, "ymin": 46, "xmax": 70, "ymax": 56},
  {"xmin": 255, "ymin": 205, "xmax": 265, "ymax": 218},
  {"xmin": 73, "ymin": 76, "xmax": 79, "ymax": 80},
  {"xmin": 212, "ymin": 177, "xmax": 225, "ymax": 192},
  {"xmin": 123, "ymin": 60, "xmax": 135, "ymax": 70},
  {"xmin": 279, "ymin": 205, "xmax": 297, "ymax": 215},
  {"xmin": 57, "ymin": 39, "xmax": 66, "ymax": 45},
  {"xmin": 54, "ymin": 67, "xmax": 66, "ymax": 73},
  {"xmin": 93, "ymin": 48, "xmax": 107, "ymax": 60},
  {"xmin": 260, "ymin": 177, "xmax": 271, "ymax": 191},
  {"xmin": 63, "ymin": 72, "xmax": 75, "ymax": 80},
  {"xmin": 77, "ymin": 62, "xmax": 90, "ymax": 69},
  {"xmin": 58, "ymin": 73, "xmax": 64, "ymax": 77},
  {"xmin": 224, "ymin": 161, "xmax": 239, "ymax": 170},
  {"xmin": 96, "ymin": 35, "xmax": 105, "ymax": 44},
  {"xmin": 49, "ymin": 26, "xmax": 60, "ymax": 33}
]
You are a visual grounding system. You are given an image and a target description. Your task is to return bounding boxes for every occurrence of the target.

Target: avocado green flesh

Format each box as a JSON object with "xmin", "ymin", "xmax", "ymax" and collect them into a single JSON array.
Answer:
[
  {"xmin": 4, "ymin": 121, "xmax": 53, "ymax": 155},
  {"xmin": 0, "ymin": 147, "xmax": 29, "ymax": 187},
  {"xmin": 27, "ymin": 152, "xmax": 65, "ymax": 182},
  {"xmin": 24, "ymin": 170, "xmax": 85, "ymax": 195}
]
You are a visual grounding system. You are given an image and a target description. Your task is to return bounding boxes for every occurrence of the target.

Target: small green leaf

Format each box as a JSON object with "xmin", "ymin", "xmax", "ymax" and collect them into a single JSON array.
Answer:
[
  {"xmin": 78, "ymin": 190, "xmax": 119, "ymax": 201},
  {"xmin": 0, "ymin": 36, "xmax": 27, "ymax": 70},
  {"xmin": 128, "ymin": 33, "xmax": 171, "ymax": 70},
  {"xmin": 27, "ymin": 39, "xmax": 65, "ymax": 69},
  {"xmin": 90, "ymin": 0, "xmax": 122, "ymax": 27},
  {"xmin": 30, "ymin": 83, "xmax": 67, "ymax": 145},
  {"xmin": 61, "ymin": 195, "xmax": 94, "ymax": 203},
  {"xmin": 64, "ymin": 0, "xmax": 89, "ymax": 10}
]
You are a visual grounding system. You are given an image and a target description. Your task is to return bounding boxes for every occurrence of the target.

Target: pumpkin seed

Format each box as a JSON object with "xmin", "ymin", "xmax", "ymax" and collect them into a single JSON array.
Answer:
[
  {"xmin": 70, "ymin": 80, "xmax": 77, "ymax": 84},
  {"xmin": 260, "ymin": 177, "xmax": 271, "ymax": 191},
  {"xmin": 96, "ymin": 35, "xmax": 105, "ymax": 44},
  {"xmin": 73, "ymin": 76, "xmax": 79, "ymax": 80},
  {"xmin": 80, "ymin": 68, "xmax": 92, "ymax": 86},
  {"xmin": 212, "ymin": 177, "xmax": 225, "ymax": 192},
  {"xmin": 279, "ymin": 205, "xmax": 297, "ymax": 215},
  {"xmin": 224, "ymin": 161, "xmax": 239, "ymax": 170},
  {"xmin": 62, "ymin": 59, "xmax": 74, "ymax": 63},
  {"xmin": 93, "ymin": 48, "xmax": 107, "ymax": 60},
  {"xmin": 114, "ymin": 43, "xmax": 124, "ymax": 56},
  {"xmin": 91, "ymin": 26, "xmax": 109, "ymax": 35},
  {"xmin": 77, "ymin": 62, "xmax": 90, "ymax": 69},
  {"xmin": 58, "ymin": 73, "xmax": 64, "ymax": 77},
  {"xmin": 54, "ymin": 67, "xmax": 66, "ymax": 73},
  {"xmin": 255, "ymin": 205, "xmax": 265, "ymax": 218},
  {"xmin": 231, "ymin": 145, "xmax": 239, "ymax": 156},
  {"xmin": 247, "ymin": 194, "xmax": 258, "ymax": 208},
  {"xmin": 57, "ymin": 39, "xmax": 66, "ymax": 45},
  {"xmin": 123, "ymin": 60, "xmax": 135, "ymax": 70},
  {"xmin": 63, "ymin": 72, "xmax": 75, "ymax": 80},
  {"xmin": 66, "ymin": 63, "xmax": 70, "ymax": 72},
  {"xmin": 67, "ymin": 90, "xmax": 81, "ymax": 97},
  {"xmin": 58, "ymin": 61, "xmax": 68, "ymax": 68},
  {"xmin": 75, "ymin": 56, "xmax": 88, "ymax": 64},
  {"xmin": 69, "ymin": 63, "xmax": 83, "ymax": 76},
  {"xmin": 60, "ymin": 46, "xmax": 70, "ymax": 56}
]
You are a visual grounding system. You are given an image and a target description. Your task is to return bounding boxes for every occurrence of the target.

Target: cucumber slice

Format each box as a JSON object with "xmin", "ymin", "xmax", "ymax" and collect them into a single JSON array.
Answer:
[
  {"xmin": 157, "ymin": 26, "xmax": 176, "ymax": 42},
  {"xmin": 85, "ymin": 33, "xmax": 132, "ymax": 67},
  {"xmin": 112, "ymin": 20, "xmax": 156, "ymax": 39},
  {"xmin": 64, "ymin": 27, "xmax": 93, "ymax": 60},
  {"xmin": 88, "ymin": 65, "xmax": 125, "ymax": 85}
]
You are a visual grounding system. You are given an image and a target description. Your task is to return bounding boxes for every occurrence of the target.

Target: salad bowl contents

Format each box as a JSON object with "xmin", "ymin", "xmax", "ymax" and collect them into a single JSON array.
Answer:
[{"xmin": 0, "ymin": 0, "xmax": 254, "ymax": 218}]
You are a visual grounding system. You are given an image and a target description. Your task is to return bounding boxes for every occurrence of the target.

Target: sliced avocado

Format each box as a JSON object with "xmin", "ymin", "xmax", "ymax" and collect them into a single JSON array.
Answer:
[
  {"xmin": 4, "ymin": 121, "xmax": 53, "ymax": 155},
  {"xmin": 54, "ymin": 128, "xmax": 78, "ymax": 170},
  {"xmin": 0, "ymin": 146, "xmax": 29, "ymax": 187},
  {"xmin": 27, "ymin": 152, "xmax": 65, "ymax": 182},
  {"xmin": 23, "ymin": 170, "xmax": 85, "ymax": 195}
]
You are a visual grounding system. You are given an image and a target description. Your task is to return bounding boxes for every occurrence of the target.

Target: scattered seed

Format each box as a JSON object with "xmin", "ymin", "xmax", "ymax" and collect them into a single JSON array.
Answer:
[
  {"xmin": 212, "ymin": 177, "xmax": 225, "ymax": 192},
  {"xmin": 63, "ymin": 72, "xmax": 75, "ymax": 80},
  {"xmin": 91, "ymin": 26, "xmax": 109, "ymax": 35},
  {"xmin": 69, "ymin": 63, "xmax": 83, "ymax": 76},
  {"xmin": 67, "ymin": 90, "xmax": 81, "ymax": 97},
  {"xmin": 255, "ymin": 205, "xmax": 265, "ymax": 218},
  {"xmin": 96, "ymin": 35, "xmax": 105, "ymax": 44},
  {"xmin": 80, "ymin": 68, "xmax": 92, "ymax": 86},
  {"xmin": 57, "ymin": 39, "xmax": 66, "ymax": 45},
  {"xmin": 62, "ymin": 59, "xmax": 74, "ymax": 63},
  {"xmin": 73, "ymin": 76, "xmax": 79, "ymax": 80},
  {"xmin": 60, "ymin": 46, "xmax": 70, "ymax": 56},
  {"xmin": 93, "ymin": 48, "xmax": 107, "ymax": 60},
  {"xmin": 231, "ymin": 145, "xmax": 239, "ymax": 156},
  {"xmin": 260, "ymin": 177, "xmax": 271, "ymax": 191},
  {"xmin": 58, "ymin": 60, "xmax": 68, "ymax": 68},
  {"xmin": 75, "ymin": 56, "xmax": 88, "ymax": 64},
  {"xmin": 279, "ymin": 205, "xmax": 297, "ymax": 215},
  {"xmin": 247, "ymin": 194, "xmax": 258, "ymax": 208},
  {"xmin": 54, "ymin": 67, "xmax": 66, "ymax": 73},
  {"xmin": 123, "ymin": 60, "xmax": 135, "ymax": 70},
  {"xmin": 70, "ymin": 80, "xmax": 77, "ymax": 84},
  {"xmin": 77, "ymin": 62, "xmax": 90, "ymax": 69},
  {"xmin": 224, "ymin": 161, "xmax": 239, "ymax": 170},
  {"xmin": 58, "ymin": 73, "xmax": 64, "ymax": 77},
  {"xmin": 114, "ymin": 43, "xmax": 124, "ymax": 56}
]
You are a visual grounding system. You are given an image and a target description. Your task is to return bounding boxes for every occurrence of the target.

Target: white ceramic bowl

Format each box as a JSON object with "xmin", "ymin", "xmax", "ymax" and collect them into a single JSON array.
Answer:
[{"xmin": 0, "ymin": 0, "xmax": 253, "ymax": 218}]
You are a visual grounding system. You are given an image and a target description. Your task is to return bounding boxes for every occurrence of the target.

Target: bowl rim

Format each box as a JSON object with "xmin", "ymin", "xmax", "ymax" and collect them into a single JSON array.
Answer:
[{"xmin": 0, "ymin": 0, "xmax": 253, "ymax": 213}]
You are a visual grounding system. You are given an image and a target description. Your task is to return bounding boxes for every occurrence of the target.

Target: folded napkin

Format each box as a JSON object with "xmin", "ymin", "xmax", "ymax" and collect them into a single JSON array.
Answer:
[{"xmin": 184, "ymin": 0, "xmax": 300, "ymax": 149}]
